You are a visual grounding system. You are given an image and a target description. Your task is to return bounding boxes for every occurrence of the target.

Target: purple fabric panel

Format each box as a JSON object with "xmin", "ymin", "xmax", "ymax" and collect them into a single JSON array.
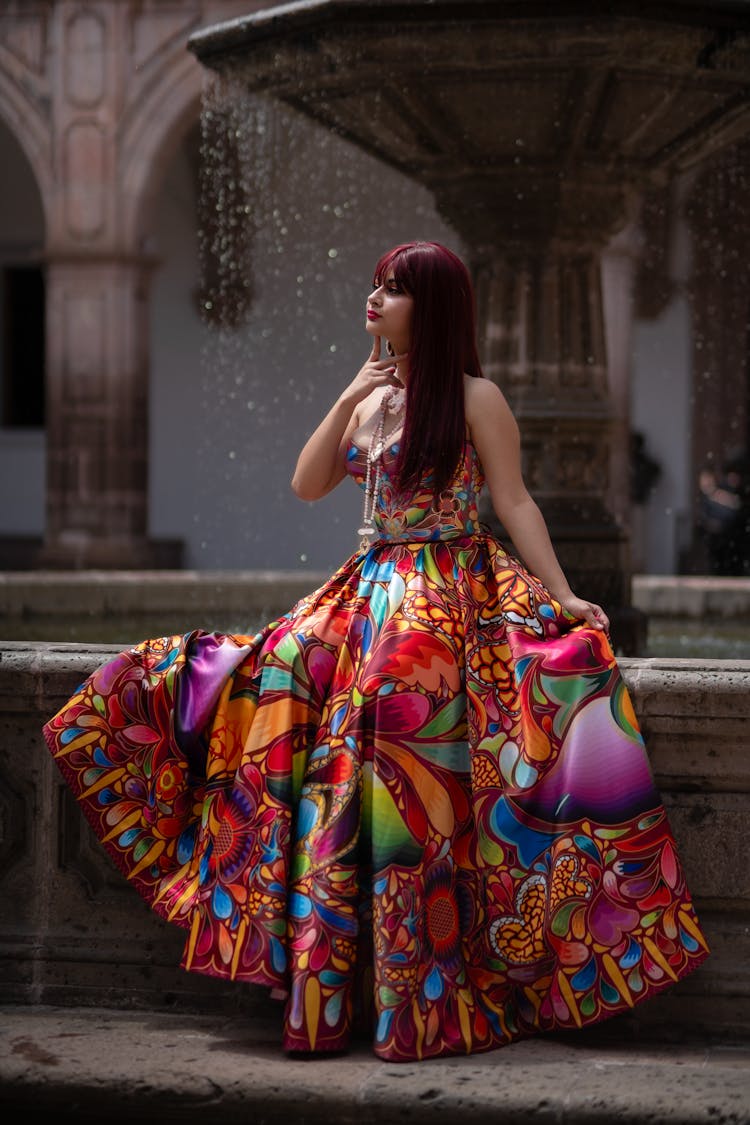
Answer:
[{"xmin": 175, "ymin": 632, "xmax": 253, "ymax": 772}]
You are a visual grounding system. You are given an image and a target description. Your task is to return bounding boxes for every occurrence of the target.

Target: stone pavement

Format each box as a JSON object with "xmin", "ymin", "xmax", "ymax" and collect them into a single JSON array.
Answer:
[{"xmin": 1, "ymin": 1004, "xmax": 748, "ymax": 1125}]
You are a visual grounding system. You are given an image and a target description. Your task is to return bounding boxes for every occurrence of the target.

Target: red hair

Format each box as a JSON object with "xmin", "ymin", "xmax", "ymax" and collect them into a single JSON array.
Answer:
[{"xmin": 372, "ymin": 241, "xmax": 483, "ymax": 496}]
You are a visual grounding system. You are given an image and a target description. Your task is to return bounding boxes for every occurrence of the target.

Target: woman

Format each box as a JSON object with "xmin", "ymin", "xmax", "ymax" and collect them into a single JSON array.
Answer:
[{"xmin": 43, "ymin": 240, "xmax": 708, "ymax": 1062}]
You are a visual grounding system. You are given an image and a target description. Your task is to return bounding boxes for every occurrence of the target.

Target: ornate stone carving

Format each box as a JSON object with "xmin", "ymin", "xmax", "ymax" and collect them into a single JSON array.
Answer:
[
  {"xmin": 64, "ymin": 9, "xmax": 106, "ymax": 108},
  {"xmin": 63, "ymin": 121, "xmax": 106, "ymax": 240}
]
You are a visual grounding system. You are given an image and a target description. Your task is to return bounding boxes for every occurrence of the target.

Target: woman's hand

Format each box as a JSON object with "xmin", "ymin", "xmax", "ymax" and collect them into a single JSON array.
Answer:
[
  {"xmin": 559, "ymin": 594, "xmax": 610, "ymax": 631},
  {"xmin": 343, "ymin": 336, "xmax": 406, "ymax": 408},
  {"xmin": 291, "ymin": 339, "xmax": 406, "ymax": 502}
]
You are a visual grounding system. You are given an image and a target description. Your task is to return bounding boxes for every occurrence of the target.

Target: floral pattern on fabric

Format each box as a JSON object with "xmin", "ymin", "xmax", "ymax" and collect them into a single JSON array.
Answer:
[
  {"xmin": 346, "ymin": 435, "xmax": 484, "ymax": 541},
  {"xmin": 43, "ymin": 439, "xmax": 709, "ymax": 1061}
]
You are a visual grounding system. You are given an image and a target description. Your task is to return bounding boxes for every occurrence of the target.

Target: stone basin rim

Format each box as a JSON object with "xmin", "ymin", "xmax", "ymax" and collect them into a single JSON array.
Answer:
[
  {"xmin": 4, "ymin": 640, "xmax": 750, "ymax": 673},
  {"xmin": 187, "ymin": 0, "xmax": 750, "ymax": 63}
]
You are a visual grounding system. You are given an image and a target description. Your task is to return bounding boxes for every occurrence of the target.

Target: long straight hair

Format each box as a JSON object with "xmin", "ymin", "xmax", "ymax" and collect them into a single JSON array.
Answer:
[{"xmin": 372, "ymin": 241, "xmax": 484, "ymax": 496}]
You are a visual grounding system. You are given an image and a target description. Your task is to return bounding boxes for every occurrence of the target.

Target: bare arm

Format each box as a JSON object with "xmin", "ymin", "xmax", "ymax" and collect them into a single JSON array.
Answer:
[
  {"xmin": 466, "ymin": 378, "xmax": 609, "ymax": 631},
  {"xmin": 291, "ymin": 337, "xmax": 403, "ymax": 501}
]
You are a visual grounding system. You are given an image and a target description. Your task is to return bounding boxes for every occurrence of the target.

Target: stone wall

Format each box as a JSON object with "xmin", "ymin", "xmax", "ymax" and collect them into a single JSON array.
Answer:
[{"xmin": 1, "ymin": 641, "xmax": 748, "ymax": 1038}]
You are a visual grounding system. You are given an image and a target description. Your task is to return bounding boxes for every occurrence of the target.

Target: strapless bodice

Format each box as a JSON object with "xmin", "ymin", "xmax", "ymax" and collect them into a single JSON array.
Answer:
[{"xmin": 346, "ymin": 436, "xmax": 485, "ymax": 543}]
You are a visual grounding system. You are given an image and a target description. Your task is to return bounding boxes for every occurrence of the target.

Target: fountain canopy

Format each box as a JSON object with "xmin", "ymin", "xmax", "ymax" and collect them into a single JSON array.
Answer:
[{"xmin": 189, "ymin": 0, "xmax": 750, "ymax": 247}]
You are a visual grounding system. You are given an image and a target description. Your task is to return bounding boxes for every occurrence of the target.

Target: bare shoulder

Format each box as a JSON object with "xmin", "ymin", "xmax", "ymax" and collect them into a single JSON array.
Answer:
[
  {"xmin": 464, "ymin": 374, "xmax": 504, "ymax": 408},
  {"xmin": 464, "ymin": 375, "xmax": 517, "ymax": 432}
]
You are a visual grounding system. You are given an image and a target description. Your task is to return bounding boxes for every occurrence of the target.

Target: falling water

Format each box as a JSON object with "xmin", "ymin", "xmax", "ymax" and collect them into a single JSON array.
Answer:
[{"xmin": 191, "ymin": 66, "xmax": 456, "ymax": 570}]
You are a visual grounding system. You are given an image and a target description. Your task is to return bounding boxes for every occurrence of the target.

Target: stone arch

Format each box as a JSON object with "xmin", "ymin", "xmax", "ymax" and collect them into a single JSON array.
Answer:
[
  {"xmin": 0, "ymin": 70, "xmax": 52, "ymax": 235},
  {"xmin": 119, "ymin": 50, "xmax": 204, "ymax": 249}
]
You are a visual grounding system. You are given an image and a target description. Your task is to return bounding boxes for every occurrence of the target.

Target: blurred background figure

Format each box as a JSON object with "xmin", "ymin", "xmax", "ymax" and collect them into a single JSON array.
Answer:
[{"xmin": 697, "ymin": 449, "xmax": 750, "ymax": 575}]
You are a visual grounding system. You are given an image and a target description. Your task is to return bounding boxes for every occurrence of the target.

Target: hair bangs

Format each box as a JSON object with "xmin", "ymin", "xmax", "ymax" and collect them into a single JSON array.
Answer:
[{"xmin": 373, "ymin": 245, "xmax": 415, "ymax": 293}]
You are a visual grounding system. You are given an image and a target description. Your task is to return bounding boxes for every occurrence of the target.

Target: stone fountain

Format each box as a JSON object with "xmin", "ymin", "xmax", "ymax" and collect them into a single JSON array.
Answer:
[{"xmin": 188, "ymin": 0, "xmax": 750, "ymax": 654}]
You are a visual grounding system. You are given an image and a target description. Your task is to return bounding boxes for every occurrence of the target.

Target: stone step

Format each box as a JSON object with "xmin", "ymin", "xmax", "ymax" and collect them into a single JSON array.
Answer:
[{"xmin": 1, "ymin": 1004, "xmax": 748, "ymax": 1125}]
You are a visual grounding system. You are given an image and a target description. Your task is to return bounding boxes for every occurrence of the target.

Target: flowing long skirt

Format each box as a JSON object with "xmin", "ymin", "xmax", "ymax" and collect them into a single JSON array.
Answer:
[{"xmin": 43, "ymin": 534, "xmax": 709, "ymax": 1060}]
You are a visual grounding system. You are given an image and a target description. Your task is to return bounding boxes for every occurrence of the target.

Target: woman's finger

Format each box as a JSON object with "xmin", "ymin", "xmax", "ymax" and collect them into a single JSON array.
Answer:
[
  {"xmin": 590, "ymin": 606, "xmax": 609, "ymax": 631},
  {"xmin": 376, "ymin": 355, "xmax": 407, "ymax": 375}
]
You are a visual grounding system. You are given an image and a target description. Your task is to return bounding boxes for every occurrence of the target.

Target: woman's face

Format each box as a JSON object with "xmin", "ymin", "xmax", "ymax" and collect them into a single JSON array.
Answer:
[{"xmin": 365, "ymin": 269, "xmax": 414, "ymax": 352}]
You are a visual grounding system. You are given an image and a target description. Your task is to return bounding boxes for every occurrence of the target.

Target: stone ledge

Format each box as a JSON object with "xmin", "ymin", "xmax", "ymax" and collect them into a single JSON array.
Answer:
[
  {"xmin": 3, "ymin": 641, "xmax": 749, "ymax": 785},
  {"xmin": 1, "ymin": 1005, "xmax": 749, "ymax": 1125},
  {"xmin": 0, "ymin": 569, "xmax": 328, "ymax": 617},
  {"xmin": 632, "ymin": 574, "xmax": 750, "ymax": 618},
  {"xmin": 3, "ymin": 570, "xmax": 750, "ymax": 618}
]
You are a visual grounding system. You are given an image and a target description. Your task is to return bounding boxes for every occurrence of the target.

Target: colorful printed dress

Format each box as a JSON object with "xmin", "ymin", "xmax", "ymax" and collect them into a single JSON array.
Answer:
[{"xmin": 42, "ymin": 431, "xmax": 709, "ymax": 1061}]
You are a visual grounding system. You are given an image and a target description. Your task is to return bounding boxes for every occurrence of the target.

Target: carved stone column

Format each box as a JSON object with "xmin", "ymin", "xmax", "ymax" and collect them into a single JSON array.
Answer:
[
  {"xmin": 30, "ymin": 0, "xmax": 207, "ymax": 568},
  {"xmin": 38, "ymin": 256, "xmax": 180, "ymax": 568},
  {"xmin": 432, "ymin": 174, "xmax": 642, "ymax": 647},
  {"xmin": 473, "ymin": 253, "xmax": 627, "ymax": 598}
]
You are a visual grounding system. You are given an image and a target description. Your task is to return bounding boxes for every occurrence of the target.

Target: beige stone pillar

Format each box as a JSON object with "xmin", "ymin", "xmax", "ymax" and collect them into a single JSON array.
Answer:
[
  {"xmin": 38, "ymin": 256, "xmax": 180, "ymax": 568},
  {"xmin": 31, "ymin": 0, "xmax": 205, "ymax": 568}
]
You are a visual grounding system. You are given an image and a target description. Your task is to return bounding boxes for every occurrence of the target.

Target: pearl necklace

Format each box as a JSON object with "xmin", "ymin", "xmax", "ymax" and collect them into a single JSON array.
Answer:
[{"xmin": 357, "ymin": 388, "xmax": 404, "ymax": 553}]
